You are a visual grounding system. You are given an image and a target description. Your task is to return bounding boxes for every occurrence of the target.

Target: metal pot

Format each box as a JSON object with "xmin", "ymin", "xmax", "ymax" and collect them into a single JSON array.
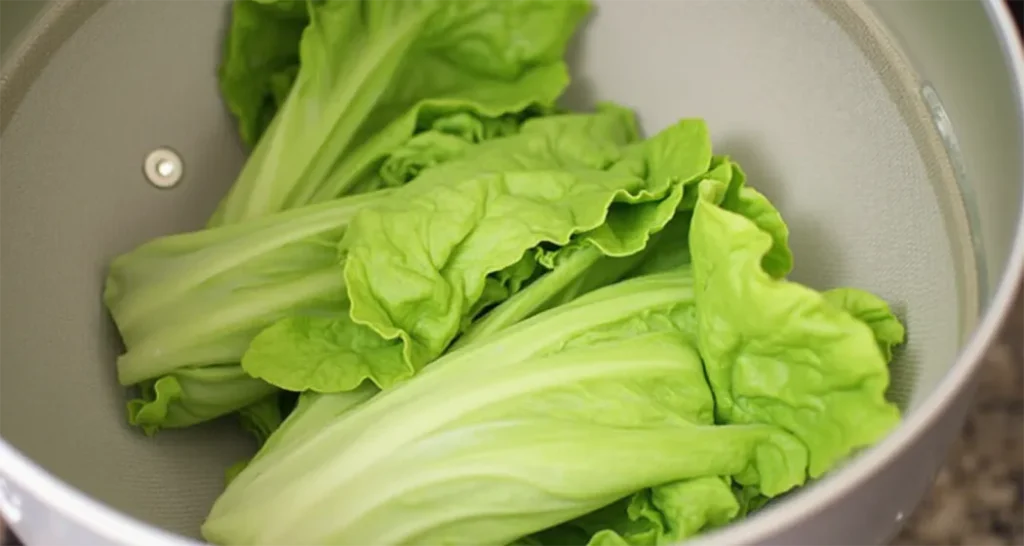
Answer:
[{"xmin": 0, "ymin": 1, "xmax": 1021, "ymax": 544}]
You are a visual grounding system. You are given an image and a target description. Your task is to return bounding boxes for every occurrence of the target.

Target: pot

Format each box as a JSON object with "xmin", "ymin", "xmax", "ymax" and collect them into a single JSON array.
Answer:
[{"xmin": 0, "ymin": 1, "xmax": 1022, "ymax": 544}]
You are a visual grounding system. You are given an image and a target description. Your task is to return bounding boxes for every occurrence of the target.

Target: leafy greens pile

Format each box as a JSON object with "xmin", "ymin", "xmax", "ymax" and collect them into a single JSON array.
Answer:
[{"xmin": 101, "ymin": 1, "xmax": 906, "ymax": 544}]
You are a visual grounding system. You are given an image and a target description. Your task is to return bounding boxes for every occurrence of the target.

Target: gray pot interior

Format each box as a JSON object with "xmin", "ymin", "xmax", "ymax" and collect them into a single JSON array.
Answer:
[{"xmin": 0, "ymin": 0, "xmax": 1020, "ymax": 542}]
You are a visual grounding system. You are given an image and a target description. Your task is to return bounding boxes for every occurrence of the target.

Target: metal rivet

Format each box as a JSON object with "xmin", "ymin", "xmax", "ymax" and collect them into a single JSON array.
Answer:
[
  {"xmin": 143, "ymin": 147, "xmax": 183, "ymax": 189},
  {"xmin": 0, "ymin": 478, "xmax": 22, "ymax": 523}
]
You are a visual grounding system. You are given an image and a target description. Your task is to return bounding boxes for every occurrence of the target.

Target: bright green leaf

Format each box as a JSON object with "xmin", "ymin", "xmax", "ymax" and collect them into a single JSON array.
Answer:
[
  {"xmin": 689, "ymin": 178, "xmax": 901, "ymax": 477},
  {"xmin": 218, "ymin": 0, "xmax": 308, "ymax": 148},
  {"xmin": 205, "ymin": 327, "xmax": 805, "ymax": 545},
  {"xmin": 210, "ymin": 0, "xmax": 590, "ymax": 226},
  {"xmin": 823, "ymin": 287, "xmax": 906, "ymax": 362},
  {"xmin": 335, "ymin": 117, "xmax": 708, "ymax": 391},
  {"xmin": 127, "ymin": 366, "xmax": 276, "ymax": 435}
]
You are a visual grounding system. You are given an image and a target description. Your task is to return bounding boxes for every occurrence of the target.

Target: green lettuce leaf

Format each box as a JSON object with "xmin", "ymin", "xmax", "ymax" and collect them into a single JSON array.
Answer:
[
  {"xmin": 525, "ymin": 155, "xmax": 734, "ymax": 307},
  {"xmin": 109, "ymin": 106, "xmax": 535, "ymax": 430},
  {"xmin": 356, "ymin": 110, "xmax": 540, "ymax": 195},
  {"xmin": 282, "ymin": 271, "xmax": 692, "ymax": 416},
  {"xmin": 530, "ymin": 156, "xmax": 735, "ymax": 306},
  {"xmin": 342, "ymin": 116, "xmax": 706, "ymax": 368},
  {"xmin": 620, "ymin": 214, "xmax": 692, "ymax": 279},
  {"xmin": 720, "ymin": 188, "xmax": 793, "ymax": 279},
  {"xmin": 238, "ymin": 108, "xmax": 659, "ymax": 391},
  {"xmin": 209, "ymin": 0, "xmax": 589, "ymax": 226},
  {"xmin": 377, "ymin": 111, "xmax": 533, "ymax": 188},
  {"xmin": 520, "ymin": 161, "xmax": 900, "ymax": 546},
  {"xmin": 230, "ymin": 271, "xmax": 697, "ymax": 484},
  {"xmin": 106, "ymin": 193, "xmax": 381, "ymax": 431},
  {"xmin": 236, "ymin": 393, "xmax": 285, "ymax": 445},
  {"xmin": 580, "ymin": 155, "xmax": 743, "ymax": 286},
  {"xmin": 460, "ymin": 250, "xmax": 543, "ymax": 332},
  {"xmin": 241, "ymin": 313, "xmax": 410, "ymax": 394},
  {"xmin": 689, "ymin": 177, "xmax": 901, "ymax": 477},
  {"xmin": 733, "ymin": 484, "xmax": 771, "ymax": 519},
  {"xmin": 453, "ymin": 127, "xmax": 723, "ymax": 347},
  {"xmin": 823, "ymin": 287, "xmax": 906, "ymax": 362},
  {"xmin": 634, "ymin": 478, "xmax": 742, "ymax": 540},
  {"xmin": 549, "ymin": 477, "xmax": 741, "ymax": 546},
  {"xmin": 223, "ymin": 392, "xmax": 289, "ymax": 484},
  {"xmin": 453, "ymin": 244, "xmax": 607, "ymax": 348},
  {"xmin": 127, "ymin": 366, "xmax": 276, "ymax": 435},
  {"xmin": 106, "ymin": 192, "xmax": 384, "ymax": 387},
  {"xmin": 624, "ymin": 154, "xmax": 792, "ymax": 279},
  {"xmin": 242, "ymin": 111, "xmax": 713, "ymax": 392},
  {"xmin": 218, "ymin": 0, "xmax": 308, "ymax": 148},
  {"xmin": 226, "ymin": 385, "xmax": 378, "ymax": 485},
  {"xmin": 526, "ymin": 477, "xmax": 741, "ymax": 546},
  {"xmin": 204, "ymin": 289, "xmax": 807, "ymax": 545}
]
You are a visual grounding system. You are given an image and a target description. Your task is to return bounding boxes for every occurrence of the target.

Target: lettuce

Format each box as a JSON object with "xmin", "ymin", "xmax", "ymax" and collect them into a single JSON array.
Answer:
[
  {"xmin": 107, "ymin": 192, "xmax": 378, "ymax": 387},
  {"xmin": 107, "ymin": 103, "xmax": 557, "ymax": 432},
  {"xmin": 114, "ymin": 0, "xmax": 592, "ymax": 436},
  {"xmin": 526, "ymin": 477, "xmax": 742, "ymax": 546},
  {"xmin": 201, "ymin": 126, "xmax": 904, "ymax": 544},
  {"xmin": 218, "ymin": 0, "xmax": 307, "ymax": 148},
  {"xmin": 511, "ymin": 174, "xmax": 904, "ymax": 546},
  {"xmin": 690, "ymin": 178, "xmax": 900, "ymax": 477},
  {"xmin": 209, "ymin": 0, "xmax": 589, "ymax": 226},
  {"xmin": 106, "ymin": 194, "xmax": 365, "ymax": 431},
  {"xmin": 126, "ymin": 366, "xmax": 276, "ymax": 435},
  {"xmin": 822, "ymin": 287, "xmax": 906, "ymax": 362},
  {"xmin": 240, "ymin": 107, "xmax": 702, "ymax": 392},
  {"xmin": 107, "ymin": 4, "xmax": 908, "ymax": 538},
  {"xmin": 202, "ymin": 272, "xmax": 809, "ymax": 545}
]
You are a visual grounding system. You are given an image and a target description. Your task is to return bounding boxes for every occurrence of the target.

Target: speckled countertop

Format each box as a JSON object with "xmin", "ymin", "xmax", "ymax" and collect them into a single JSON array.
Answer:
[{"xmin": 892, "ymin": 283, "xmax": 1023, "ymax": 546}]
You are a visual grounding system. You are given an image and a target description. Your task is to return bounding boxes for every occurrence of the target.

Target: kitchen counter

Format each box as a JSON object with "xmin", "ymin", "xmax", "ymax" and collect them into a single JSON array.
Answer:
[{"xmin": 893, "ymin": 284, "xmax": 1023, "ymax": 546}]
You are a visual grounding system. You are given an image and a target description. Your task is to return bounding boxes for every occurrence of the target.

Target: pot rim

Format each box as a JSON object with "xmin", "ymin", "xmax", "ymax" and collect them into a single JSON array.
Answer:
[{"xmin": 0, "ymin": 0, "xmax": 1021, "ymax": 544}]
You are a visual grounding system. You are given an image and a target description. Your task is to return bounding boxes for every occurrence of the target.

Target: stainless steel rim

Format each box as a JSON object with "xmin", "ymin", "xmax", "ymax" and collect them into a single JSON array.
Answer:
[{"xmin": 0, "ymin": 0, "xmax": 1021, "ymax": 544}]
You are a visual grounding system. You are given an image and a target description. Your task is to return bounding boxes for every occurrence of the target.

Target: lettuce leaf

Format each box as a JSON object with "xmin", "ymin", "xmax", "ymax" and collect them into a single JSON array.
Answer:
[
  {"xmin": 534, "ymin": 477, "xmax": 741, "ymax": 546},
  {"xmin": 689, "ymin": 178, "xmax": 901, "ymax": 477},
  {"xmin": 108, "ymin": 105, "xmax": 535, "ymax": 431},
  {"xmin": 106, "ymin": 191, "xmax": 388, "ymax": 431},
  {"xmin": 210, "ymin": 0, "xmax": 589, "ymax": 226},
  {"xmin": 344, "ymin": 109, "xmax": 541, "ymax": 195},
  {"xmin": 218, "ymin": 0, "xmax": 308, "ymax": 148},
  {"xmin": 516, "ymin": 161, "xmax": 904, "ymax": 546},
  {"xmin": 823, "ymin": 287, "xmax": 906, "ymax": 362},
  {"xmin": 240, "ymin": 110, "xmax": 714, "ymax": 392},
  {"xmin": 236, "ymin": 393, "xmax": 285, "ymax": 445},
  {"xmin": 231, "ymin": 270, "xmax": 698, "ymax": 478},
  {"xmin": 203, "ymin": 272, "xmax": 807, "ymax": 545},
  {"xmin": 198, "ymin": 116, "xmax": 906, "ymax": 544},
  {"xmin": 342, "ymin": 116, "xmax": 705, "ymax": 371},
  {"xmin": 452, "ymin": 244, "xmax": 607, "ymax": 348},
  {"xmin": 459, "ymin": 152, "xmax": 748, "ymax": 346},
  {"xmin": 226, "ymin": 385, "xmax": 378, "ymax": 485},
  {"xmin": 127, "ymin": 366, "xmax": 276, "ymax": 435},
  {"xmin": 106, "ymin": 192, "xmax": 384, "ymax": 387}
]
